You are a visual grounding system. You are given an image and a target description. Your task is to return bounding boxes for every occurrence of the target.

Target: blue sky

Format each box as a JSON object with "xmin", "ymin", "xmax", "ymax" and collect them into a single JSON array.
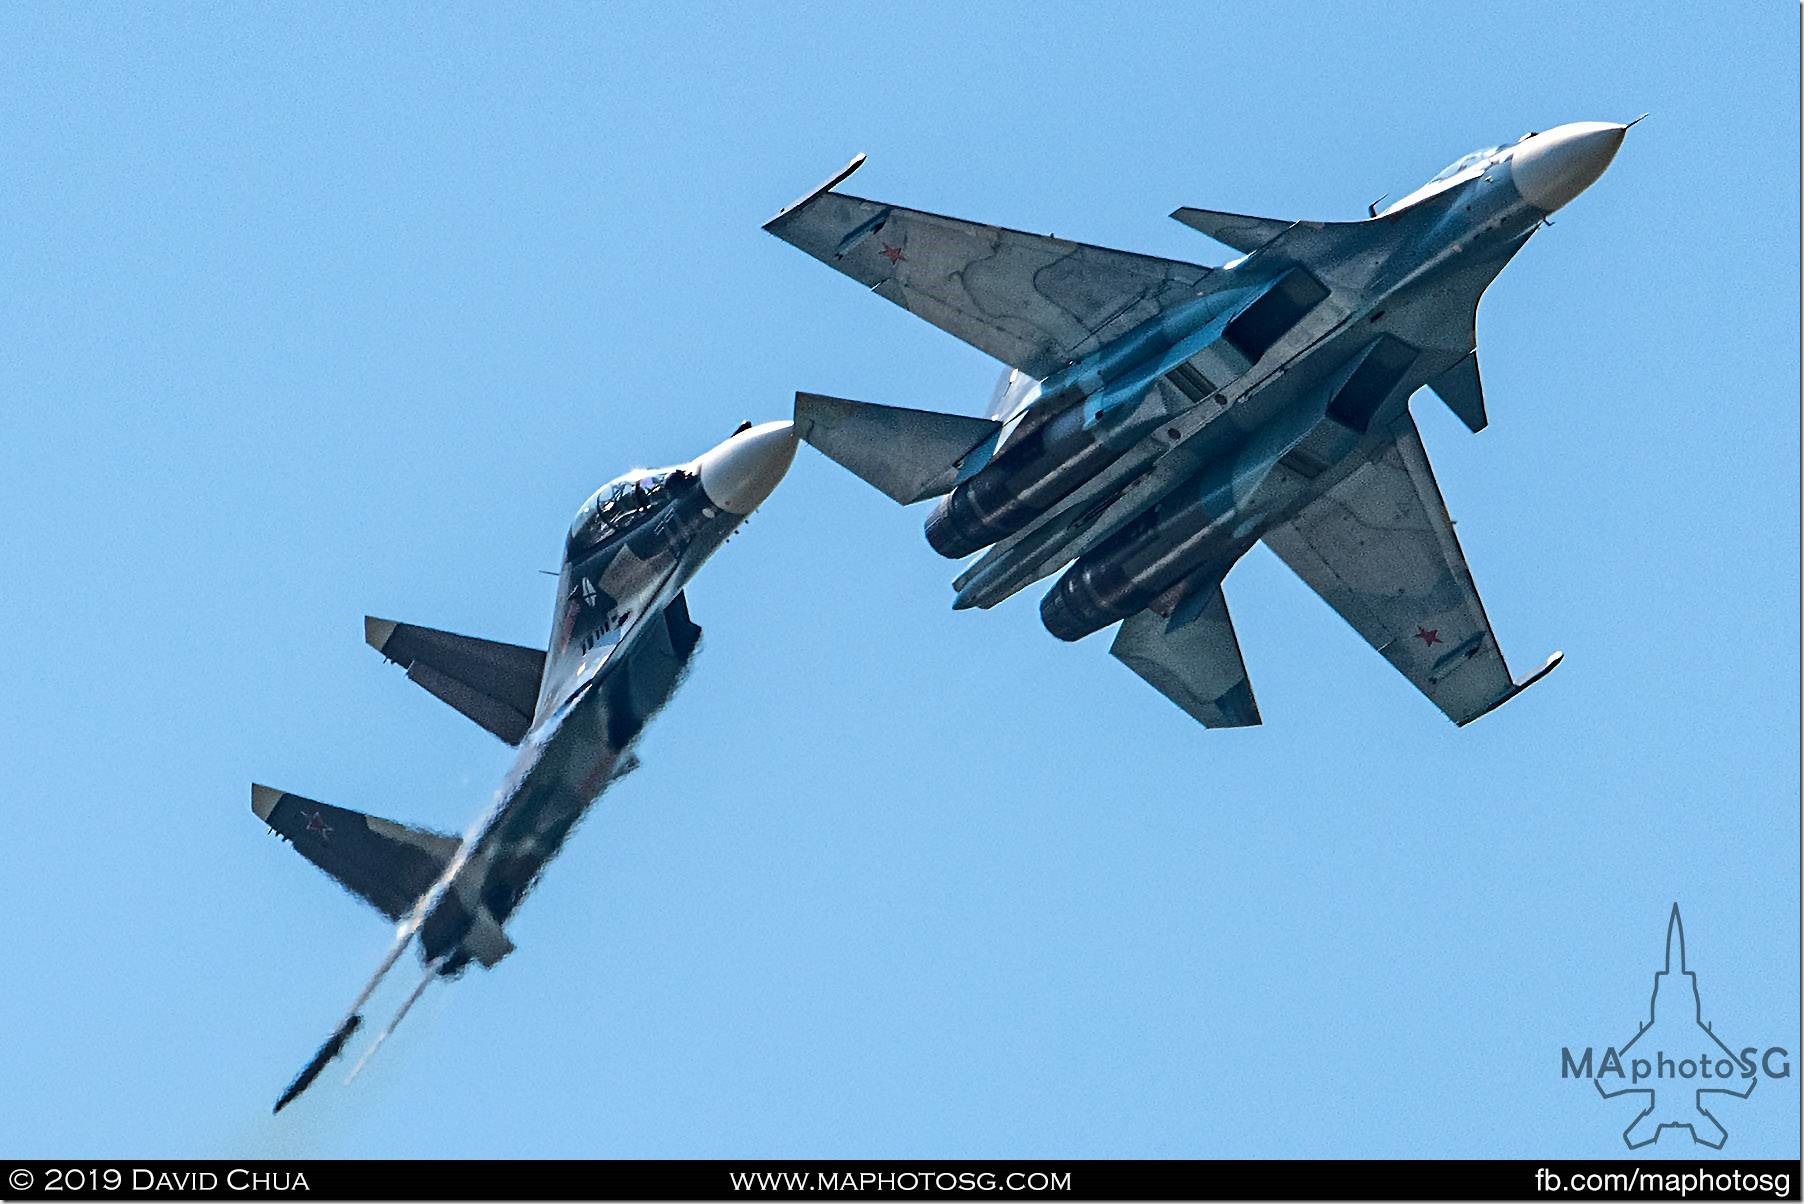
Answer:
[{"xmin": 0, "ymin": 3, "xmax": 1795, "ymax": 1160}]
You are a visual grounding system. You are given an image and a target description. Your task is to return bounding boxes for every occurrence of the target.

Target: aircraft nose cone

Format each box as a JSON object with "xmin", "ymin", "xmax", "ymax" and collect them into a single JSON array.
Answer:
[
  {"xmin": 1510, "ymin": 121, "xmax": 1628, "ymax": 212},
  {"xmin": 696, "ymin": 420, "xmax": 798, "ymax": 514}
]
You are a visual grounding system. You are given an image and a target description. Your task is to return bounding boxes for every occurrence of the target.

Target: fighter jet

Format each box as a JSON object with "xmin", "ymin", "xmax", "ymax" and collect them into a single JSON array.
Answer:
[
  {"xmin": 1597, "ymin": 906, "xmax": 1755, "ymax": 1149},
  {"xmin": 768, "ymin": 121, "xmax": 1635, "ymax": 727},
  {"xmin": 253, "ymin": 420, "xmax": 797, "ymax": 1112}
]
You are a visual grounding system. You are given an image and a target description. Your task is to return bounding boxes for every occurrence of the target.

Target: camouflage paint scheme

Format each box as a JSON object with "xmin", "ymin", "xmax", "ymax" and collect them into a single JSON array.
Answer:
[
  {"xmin": 769, "ymin": 122, "xmax": 1635, "ymax": 728},
  {"xmin": 254, "ymin": 421, "xmax": 796, "ymax": 1112}
]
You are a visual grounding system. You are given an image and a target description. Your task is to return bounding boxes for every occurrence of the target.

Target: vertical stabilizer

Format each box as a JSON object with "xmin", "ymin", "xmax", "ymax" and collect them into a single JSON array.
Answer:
[
  {"xmin": 1664, "ymin": 903, "xmax": 1687, "ymax": 971},
  {"xmin": 1428, "ymin": 351, "xmax": 1487, "ymax": 433}
]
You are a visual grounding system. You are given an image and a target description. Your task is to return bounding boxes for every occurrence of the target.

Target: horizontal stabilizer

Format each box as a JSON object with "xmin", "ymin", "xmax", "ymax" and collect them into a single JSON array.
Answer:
[
  {"xmin": 252, "ymin": 784, "xmax": 459, "ymax": 921},
  {"xmin": 1428, "ymin": 350, "xmax": 1487, "ymax": 432},
  {"xmin": 365, "ymin": 618, "xmax": 546, "ymax": 745},
  {"xmin": 1170, "ymin": 207, "xmax": 1295, "ymax": 254},
  {"xmin": 794, "ymin": 391, "xmax": 999, "ymax": 505},
  {"xmin": 1110, "ymin": 584, "xmax": 1261, "ymax": 728}
]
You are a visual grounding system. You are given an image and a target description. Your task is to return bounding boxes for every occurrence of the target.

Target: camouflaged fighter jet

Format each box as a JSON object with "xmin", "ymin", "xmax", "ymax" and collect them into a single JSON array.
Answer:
[
  {"xmin": 253, "ymin": 420, "xmax": 797, "ymax": 1113},
  {"xmin": 768, "ymin": 121, "xmax": 1636, "ymax": 727}
]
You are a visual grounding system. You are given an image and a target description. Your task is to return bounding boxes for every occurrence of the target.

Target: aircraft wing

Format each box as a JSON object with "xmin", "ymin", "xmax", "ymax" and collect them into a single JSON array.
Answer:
[
  {"xmin": 765, "ymin": 157, "xmax": 1212, "ymax": 380},
  {"xmin": 1110, "ymin": 583, "xmax": 1261, "ymax": 728},
  {"xmin": 1261, "ymin": 412, "xmax": 1560, "ymax": 726},
  {"xmin": 251, "ymin": 785, "xmax": 459, "ymax": 921}
]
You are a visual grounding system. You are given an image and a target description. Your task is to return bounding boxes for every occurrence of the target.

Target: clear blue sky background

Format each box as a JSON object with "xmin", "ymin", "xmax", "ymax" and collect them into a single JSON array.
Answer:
[{"xmin": 0, "ymin": 2, "xmax": 1795, "ymax": 1161}]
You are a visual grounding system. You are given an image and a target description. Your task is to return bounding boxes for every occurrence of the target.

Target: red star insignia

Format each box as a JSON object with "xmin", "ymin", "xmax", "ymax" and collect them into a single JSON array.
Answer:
[
  {"xmin": 303, "ymin": 809, "xmax": 333, "ymax": 841},
  {"xmin": 879, "ymin": 243, "xmax": 906, "ymax": 265},
  {"xmin": 1414, "ymin": 626, "xmax": 1442, "ymax": 647}
]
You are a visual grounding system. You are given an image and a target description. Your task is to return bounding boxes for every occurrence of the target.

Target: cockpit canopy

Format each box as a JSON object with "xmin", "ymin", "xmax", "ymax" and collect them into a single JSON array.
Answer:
[
  {"xmin": 568, "ymin": 467, "xmax": 693, "ymax": 552},
  {"xmin": 1426, "ymin": 132, "xmax": 1541, "ymax": 185},
  {"xmin": 1427, "ymin": 145, "xmax": 1502, "ymax": 184},
  {"xmin": 1383, "ymin": 132, "xmax": 1543, "ymax": 216}
]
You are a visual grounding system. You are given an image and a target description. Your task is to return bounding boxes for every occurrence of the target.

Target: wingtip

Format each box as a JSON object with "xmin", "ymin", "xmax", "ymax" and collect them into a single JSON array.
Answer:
[
  {"xmin": 1454, "ymin": 651, "xmax": 1565, "ymax": 726},
  {"xmin": 764, "ymin": 153, "xmax": 868, "ymax": 228},
  {"xmin": 250, "ymin": 783, "xmax": 284, "ymax": 822},
  {"xmin": 364, "ymin": 616, "xmax": 397, "ymax": 655}
]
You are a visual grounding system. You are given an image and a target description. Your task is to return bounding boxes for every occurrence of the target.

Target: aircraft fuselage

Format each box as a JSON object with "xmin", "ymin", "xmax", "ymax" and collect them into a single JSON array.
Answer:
[
  {"xmin": 416, "ymin": 423, "xmax": 797, "ymax": 974},
  {"xmin": 939, "ymin": 123, "xmax": 1627, "ymax": 631}
]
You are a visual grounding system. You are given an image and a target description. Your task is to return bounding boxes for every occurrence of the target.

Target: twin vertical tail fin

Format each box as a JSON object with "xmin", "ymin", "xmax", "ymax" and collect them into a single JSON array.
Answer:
[{"xmin": 1426, "ymin": 351, "xmax": 1487, "ymax": 433}]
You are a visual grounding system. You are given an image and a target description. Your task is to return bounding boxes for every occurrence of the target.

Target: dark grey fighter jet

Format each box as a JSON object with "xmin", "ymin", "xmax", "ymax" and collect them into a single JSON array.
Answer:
[
  {"xmin": 769, "ymin": 121, "xmax": 1634, "ymax": 727},
  {"xmin": 254, "ymin": 420, "xmax": 796, "ymax": 1112}
]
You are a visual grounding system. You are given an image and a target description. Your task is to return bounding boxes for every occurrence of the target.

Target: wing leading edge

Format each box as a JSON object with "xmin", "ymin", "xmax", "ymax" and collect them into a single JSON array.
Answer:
[{"xmin": 1261, "ymin": 412, "xmax": 1560, "ymax": 725}]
